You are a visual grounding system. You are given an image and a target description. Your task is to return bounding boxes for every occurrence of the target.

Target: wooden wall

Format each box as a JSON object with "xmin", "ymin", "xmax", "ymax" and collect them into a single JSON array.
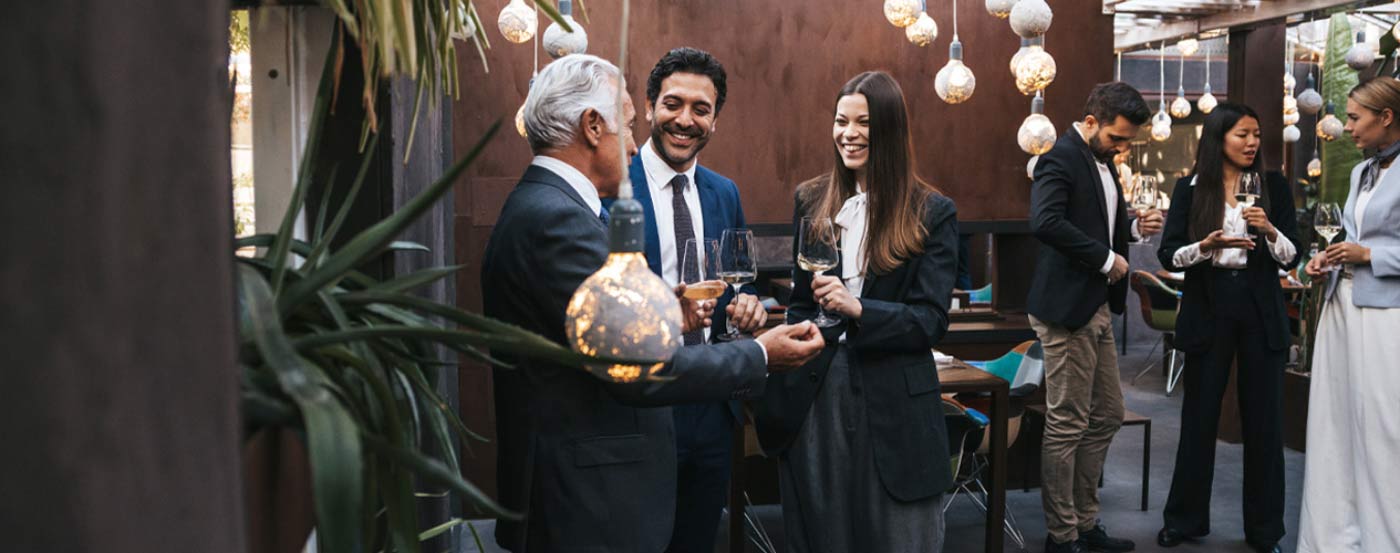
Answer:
[{"xmin": 451, "ymin": 0, "xmax": 1114, "ymax": 494}]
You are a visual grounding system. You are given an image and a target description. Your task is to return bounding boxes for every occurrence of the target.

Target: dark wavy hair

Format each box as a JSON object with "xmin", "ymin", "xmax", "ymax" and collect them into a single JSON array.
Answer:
[
  {"xmin": 645, "ymin": 47, "xmax": 727, "ymax": 114},
  {"xmin": 1189, "ymin": 102, "xmax": 1265, "ymax": 241},
  {"xmin": 1082, "ymin": 81, "xmax": 1151, "ymax": 126}
]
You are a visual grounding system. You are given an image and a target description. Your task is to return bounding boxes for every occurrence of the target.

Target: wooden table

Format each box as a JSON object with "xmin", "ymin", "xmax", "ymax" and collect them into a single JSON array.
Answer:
[{"xmin": 937, "ymin": 359, "xmax": 1011, "ymax": 553}]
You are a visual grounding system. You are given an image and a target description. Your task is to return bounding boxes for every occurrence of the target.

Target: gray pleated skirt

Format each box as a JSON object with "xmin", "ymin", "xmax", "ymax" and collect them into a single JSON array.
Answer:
[{"xmin": 776, "ymin": 346, "xmax": 945, "ymax": 553}]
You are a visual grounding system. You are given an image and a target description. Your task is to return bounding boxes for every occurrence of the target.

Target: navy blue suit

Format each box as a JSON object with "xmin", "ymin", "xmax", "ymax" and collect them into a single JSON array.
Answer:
[{"xmin": 614, "ymin": 153, "xmax": 756, "ymax": 553}]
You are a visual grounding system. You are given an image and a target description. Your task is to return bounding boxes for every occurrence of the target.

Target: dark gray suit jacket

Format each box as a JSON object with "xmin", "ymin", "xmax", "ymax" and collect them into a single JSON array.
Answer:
[{"xmin": 482, "ymin": 164, "xmax": 768, "ymax": 553}]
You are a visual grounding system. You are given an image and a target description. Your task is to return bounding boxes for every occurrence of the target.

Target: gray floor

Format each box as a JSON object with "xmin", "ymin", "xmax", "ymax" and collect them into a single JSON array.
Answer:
[{"xmin": 458, "ymin": 339, "xmax": 1305, "ymax": 553}]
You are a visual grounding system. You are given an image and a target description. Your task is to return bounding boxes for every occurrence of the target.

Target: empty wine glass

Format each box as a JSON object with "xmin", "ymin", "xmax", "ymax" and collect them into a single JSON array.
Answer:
[
  {"xmin": 797, "ymin": 216, "xmax": 841, "ymax": 328},
  {"xmin": 718, "ymin": 229, "xmax": 757, "ymax": 340}
]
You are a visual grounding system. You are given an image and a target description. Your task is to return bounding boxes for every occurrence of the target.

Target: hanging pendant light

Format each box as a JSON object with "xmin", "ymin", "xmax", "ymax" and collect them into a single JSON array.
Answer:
[
  {"xmin": 1284, "ymin": 71, "xmax": 1296, "ymax": 94},
  {"xmin": 1152, "ymin": 42, "xmax": 1172, "ymax": 142},
  {"xmin": 1178, "ymin": 38, "xmax": 1199, "ymax": 57},
  {"xmin": 498, "ymin": 0, "xmax": 537, "ymax": 44},
  {"xmin": 1283, "ymin": 124, "xmax": 1301, "ymax": 143},
  {"xmin": 936, "ymin": 2, "xmax": 975, "ymax": 104},
  {"xmin": 986, "ymin": 0, "xmax": 1016, "ymax": 19},
  {"xmin": 1018, "ymin": 93, "xmax": 1056, "ymax": 155},
  {"xmin": 885, "ymin": 0, "xmax": 920, "ymax": 28},
  {"xmin": 516, "ymin": 103, "xmax": 527, "ymax": 137},
  {"xmin": 1346, "ymin": 31, "xmax": 1375, "ymax": 71},
  {"xmin": 1284, "ymin": 109, "xmax": 1301, "ymax": 126},
  {"xmin": 565, "ymin": 0, "xmax": 684, "ymax": 383},
  {"xmin": 1169, "ymin": 50, "xmax": 1190, "ymax": 119},
  {"xmin": 1308, "ymin": 141, "xmax": 1323, "ymax": 177},
  {"xmin": 1009, "ymin": 0, "xmax": 1052, "ymax": 38},
  {"xmin": 1318, "ymin": 101, "xmax": 1344, "ymax": 141},
  {"xmin": 1010, "ymin": 37, "xmax": 1031, "ymax": 78},
  {"xmin": 1298, "ymin": 73, "xmax": 1323, "ymax": 115},
  {"xmin": 906, "ymin": 7, "xmax": 938, "ymax": 47},
  {"xmin": 543, "ymin": 0, "xmax": 588, "ymax": 58},
  {"xmin": 1198, "ymin": 42, "xmax": 1216, "ymax": 114},
  {"xmin": 1014, "ymin": 38, "xmax": 1056, "ymax": 95}
]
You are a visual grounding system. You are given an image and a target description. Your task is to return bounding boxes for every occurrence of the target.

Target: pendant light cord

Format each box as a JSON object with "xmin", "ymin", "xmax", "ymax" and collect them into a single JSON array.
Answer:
[
  {"xmin": 1160, "ymin": 41, "xmax": 1166, "ymax": 100},
  {"xmin": 952, "ymin": 0, "xmax": 958, "ymax": 41},
  {"xmin": 615, "ymin": 0, "xmax": 632, "ymax": 198},
  {"xmin": 1116, "ymin": 50, "xmax": 1122, "ymax": 82}
]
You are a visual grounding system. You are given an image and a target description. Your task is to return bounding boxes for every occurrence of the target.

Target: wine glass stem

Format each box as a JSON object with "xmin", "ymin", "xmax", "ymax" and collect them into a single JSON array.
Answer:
[{"xmin": 727, "ymin": 284, "xmax": 740, "ymax": 336}]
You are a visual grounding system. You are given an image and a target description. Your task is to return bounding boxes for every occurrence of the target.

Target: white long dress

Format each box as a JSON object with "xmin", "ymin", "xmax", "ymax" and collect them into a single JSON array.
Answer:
[{"xmin": 1298, "ymin": 167, "xmax": 1400, "ymax": 553}]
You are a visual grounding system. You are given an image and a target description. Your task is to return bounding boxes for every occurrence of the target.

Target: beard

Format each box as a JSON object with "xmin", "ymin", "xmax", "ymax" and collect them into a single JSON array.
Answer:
[
  {"xmin": 650, "ymin": 122, "xmax": 709, "ymax": 167},
  {"xmin": 1087, "ymin": 133, "xmax": 1118, "ymax": 163}
]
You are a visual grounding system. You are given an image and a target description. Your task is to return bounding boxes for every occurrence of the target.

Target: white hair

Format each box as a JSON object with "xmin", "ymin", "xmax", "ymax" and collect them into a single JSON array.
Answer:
[{"xmin": 524, "ymin": 54, "xmax": 622, "ymax": 152}]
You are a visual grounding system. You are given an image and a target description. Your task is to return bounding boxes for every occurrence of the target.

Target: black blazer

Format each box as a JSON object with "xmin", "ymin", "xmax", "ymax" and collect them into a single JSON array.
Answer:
[
  {"xmin": 1156, "ymin": 172, "xmax": 1301, "ymax": 354},
  {"xmin": 482, "ymin": 165, "xmax": 769, "ymax": 553},
  {"xmin": 752, "ymin": 189, "xmax": 959, "ymax": 502},
  {"xmin": 1026, "ymin": 128, "xmax": 1132, "ymax": 330}
]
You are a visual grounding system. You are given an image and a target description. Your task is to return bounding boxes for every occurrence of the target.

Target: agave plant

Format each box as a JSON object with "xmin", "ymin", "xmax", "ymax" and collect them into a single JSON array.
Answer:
[{"xmin": 235, "ymin": 31, "xmax": 630, "ymax": 553}]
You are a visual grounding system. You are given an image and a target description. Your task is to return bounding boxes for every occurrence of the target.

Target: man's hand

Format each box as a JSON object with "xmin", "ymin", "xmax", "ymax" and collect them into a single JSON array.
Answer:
[
  {"xmin": 1199, "ymin": 229, "xmax": 1256, "ymax": 253},
  {"xmin": 812, "ymin": 274, "xmax": 862, "ymax": 319},
  {"xmin": 1135, "ymin": 208, "xmax": 1164, "ymax": 236},
  {"xmin": 726, "ymin": 293, "xmax": 768, "ymax": 333},
  {"xmin": 1107, "ymin": 253, "xmax": 1130, "ymax": 284},
  {"xmin": 673, "ymin": 284, "xmax": 714, "ymax": 335},
  {"xmin": 756, "ymin": 321, "xmax": 825, "ymax": 372},
  {"xmin": 1325, "ymin": 242, "xmax": 1372, "ymax": 266}
]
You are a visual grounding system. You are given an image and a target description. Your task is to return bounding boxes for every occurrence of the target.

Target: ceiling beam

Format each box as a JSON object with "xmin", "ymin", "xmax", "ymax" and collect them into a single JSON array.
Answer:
[{"xmin": 1114, "ymin": 0, "xmax": 1391, "ymax": 51}]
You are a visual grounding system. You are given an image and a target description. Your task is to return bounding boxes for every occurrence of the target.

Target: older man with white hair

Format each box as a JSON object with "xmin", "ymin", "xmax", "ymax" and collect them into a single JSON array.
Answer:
[{"xmin": 482, "ymin": 54, "xmax": 824, "ymax": 553}]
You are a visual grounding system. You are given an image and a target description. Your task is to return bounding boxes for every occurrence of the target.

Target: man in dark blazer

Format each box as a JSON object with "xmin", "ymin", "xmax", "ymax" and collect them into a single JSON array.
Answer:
[
  {"xmin": 621, "ymin": 47, "xmax": 767, "ymax": 553},
  {"xmin": 1026, "ymin": 82, "xmax": 1162, "ymax": 553},
  {"xmin": 482, "ymin": 54, "xmax": 824, "ymax": 553}
]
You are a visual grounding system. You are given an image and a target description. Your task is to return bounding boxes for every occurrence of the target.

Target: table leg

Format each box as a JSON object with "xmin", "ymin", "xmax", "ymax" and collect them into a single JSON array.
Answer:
[
  {"xmin": 729, "ymin": 417, "xmax": 745, "ymax": 553},
  {"xmin": 987, "ymin": 385, "xmax": 1008, "ymax": 553}
]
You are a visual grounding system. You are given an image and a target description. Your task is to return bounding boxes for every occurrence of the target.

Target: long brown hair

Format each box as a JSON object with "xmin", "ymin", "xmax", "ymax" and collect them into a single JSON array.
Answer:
[
  {"xmin": 1188, "ymin": 102, "xmax": 1266, "ymax": 241},
  {"xmin": 798, "ymin": 71, "xmax": 936, "ymax": 275}
]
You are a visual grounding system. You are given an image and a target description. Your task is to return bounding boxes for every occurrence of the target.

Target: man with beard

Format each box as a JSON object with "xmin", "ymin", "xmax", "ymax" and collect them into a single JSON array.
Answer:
[
  {"xmin": 1027, "ymin": 81, "xmax": 1163, "ymax": 553},
  {"xmin": 628, "ymin": 47, "xmax": 765, "ymax": 553}
]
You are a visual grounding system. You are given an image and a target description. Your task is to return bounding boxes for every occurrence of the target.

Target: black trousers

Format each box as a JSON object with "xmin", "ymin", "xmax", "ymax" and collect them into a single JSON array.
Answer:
[
  {"xmin": 667, "ymin": 401, "xmax": 734, "ymax": 553},
  {"xmin": 1163, "ymin": 268, "xmax": 1286, "ymax": 547}
]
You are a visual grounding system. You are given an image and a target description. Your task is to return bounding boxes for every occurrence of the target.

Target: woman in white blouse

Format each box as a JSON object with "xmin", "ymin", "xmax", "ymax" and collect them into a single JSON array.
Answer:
[
  {"xmin": 752, "ymin": 71, "xmax": 959, "ymax": 553},
  {"xmin": 1153, "ymin": 103, "xmax": 1299, "ymax": 553},
  {"xmin": 1298, "ymin": 77, "xmax": 1400, "ymax": 553}
]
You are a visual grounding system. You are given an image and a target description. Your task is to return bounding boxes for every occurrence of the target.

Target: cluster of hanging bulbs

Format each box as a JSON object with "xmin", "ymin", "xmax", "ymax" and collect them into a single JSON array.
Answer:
[
  {"xmin": 1001, "ymin": 0, "xmax": 1055, "ymax": 154},
  {"xmin": 501, "ymin": 0, "xmax": 591, "ymax": 141},
  {"xmin": 1283, "ymin": 40, "xmax": 1300, "ymax": 143},
  {"xmin": 1151, "ymin": 41, "xmax": 1172, "ymax": 142},
  {"xmin": 883, "ymin": 0, "xmax": 974, "ymax": 104}
]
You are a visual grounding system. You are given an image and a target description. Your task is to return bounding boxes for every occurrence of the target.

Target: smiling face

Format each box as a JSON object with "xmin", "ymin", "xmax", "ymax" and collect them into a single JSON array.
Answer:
[
  {"xmin": 1222, "ymin": 115, "xmax": 1261, "ymax": 170},
  {"xmin": 647, "ymin": 72, "xmax": 718, "ymax": 172},
  {"xmin": 1344, "ymin": 97, "xmax": 1395, "ymax": 150},
  {"xmin": 832, "ymin": 93, "xmax": 871, "ymax": 178}
]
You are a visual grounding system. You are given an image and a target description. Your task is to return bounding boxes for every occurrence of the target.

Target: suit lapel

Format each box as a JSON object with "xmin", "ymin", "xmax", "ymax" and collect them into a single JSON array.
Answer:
[
  {"xmin": 1068, "ymin": 127, "xmax": 1111, "ymax": 231},
  {"xmin": 629, "ymin": 155, "xmax": 663, "ymax": 275},
  {"xmin": 524, "ymin": 165, "xmax": 599, "ymax": 227},
  {"xmin": 695, "ymin": 169, "xmax": 723, "ymax": 241}
]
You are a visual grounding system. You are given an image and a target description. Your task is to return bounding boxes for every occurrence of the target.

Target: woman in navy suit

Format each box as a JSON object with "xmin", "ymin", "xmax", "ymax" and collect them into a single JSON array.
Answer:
[
  {"xmin": 752, "ymin": 71, "xmax": 958, "ymax": 553},
  {"xmin": 1155, "ymin": 103, "xmax": 1299, "ymax": 553},
  {"xmin": 1298, "ymin": 77, "xmax": 1400, "ymax": 553}
]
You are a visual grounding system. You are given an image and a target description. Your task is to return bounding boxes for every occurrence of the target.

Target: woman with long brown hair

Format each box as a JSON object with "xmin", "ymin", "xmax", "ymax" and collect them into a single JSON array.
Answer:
[
  {"xmin": 752, "ymin": 71, "xmax": 959, "ymax": 552},
  {"xmin": 1154, "ymin": 102, "xmax": 1299, "ymax": 553},
  {"xmin": 1298, "ymin": 77, "xmax": 1400, "ymax": 553}
]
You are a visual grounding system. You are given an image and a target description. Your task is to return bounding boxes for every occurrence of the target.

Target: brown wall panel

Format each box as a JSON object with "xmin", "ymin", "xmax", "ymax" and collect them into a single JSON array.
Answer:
[{"xmin": 451, "ymin": 0, "xmax": 1114, "ymax": 491}]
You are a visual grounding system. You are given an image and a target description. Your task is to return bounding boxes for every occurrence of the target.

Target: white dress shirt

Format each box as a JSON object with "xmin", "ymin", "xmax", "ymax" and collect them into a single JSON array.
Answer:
[
  {"xmin": 531, "ymin": 155, "xmax": 602, "ymax": 217},
  {"xmin": 834, "ymin": 186, "xmax": 868, "ymax": 343},
  {"xmin": 640, "ymin": 139, "xmax": 704, "ymax": 286},
  {"xmin": 1074, "ymin": 123, "xmax": 1138, "ymax": 275},
  {"xmin": 1171, "ymin": 177, "xmax": 1297, "ymax": 269}
]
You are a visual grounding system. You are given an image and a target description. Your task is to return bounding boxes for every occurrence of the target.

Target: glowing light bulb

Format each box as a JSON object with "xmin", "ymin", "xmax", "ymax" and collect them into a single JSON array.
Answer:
[
  {"xmin": 1009, "ymin": 0, "xmax": 1052, "ymax": 38},
  {"xmin": 1283, "ymin": 124, "xmax": 1301, "ymax": 143},
  {"xmin": 1009, "ymin": 38, "xmax": 1031, "ymax": 78},
  {"xmin": 1177, "ymin": 38, "xmax": 1199, "ymax": 57},
  {"xmin": 1151, "ymin": 122, "xmax": 1172, "ymax": 142},
  {"xmin": 1170, "ymin": 87, "xmax": 1191, "ymax": 119},
  {"xmin": 905, "ymin": 11, "xmax": 938, "ymax": 46},
  {"xmin": 986, "ymin": 0, "xmax": 1016, "ymax": 19},
  {"xmin": 884, "ymin": 0, "xmax": 920, "ymax": 28},
  {"xmin": 542, "ymin": 0, "xmax": 587, "ymax": 58},
  {"xmin": 1013, "ymin": 45, "xmax": 1056, "ymax": 95},
  {"xmin": 516, "ymin": 103, "xmax": 527, "ymax": 138},
  {"xmin": 497, "ymin": 0, "xmax": 537, "ymax": 44},
  {"xmin": 1284, "ymin": 108, "xmax": 1300, "ymax": 126},
  {"xmin": 935, "ymin": 40, "xmax": 976, "ymax": 104},
  {"xmin": 1307, "ymin": 156, "xmax": 1322, "ymax": 178},
  {"xmin": 1017, "ymin": 95, "xmax": 1056, "ymax": 155},
  {"xmin": 1284, "ymin": 71, "xmax": 1296, "ymax": 94},
  {"xmin": 1198, "ymin": 84, "xmax": 1218, "ymax": 114}
]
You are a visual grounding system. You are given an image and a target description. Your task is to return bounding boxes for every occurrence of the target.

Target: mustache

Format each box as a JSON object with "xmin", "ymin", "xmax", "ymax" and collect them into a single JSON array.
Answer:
[{"xmin": 660, "ymin": 123, "xmax": 702, "ymax": 138}]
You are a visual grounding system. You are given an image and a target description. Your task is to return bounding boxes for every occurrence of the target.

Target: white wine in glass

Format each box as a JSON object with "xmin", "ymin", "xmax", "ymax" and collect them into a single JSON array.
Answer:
[
  {"xmin": 798, "ymin": 216, "xmax": 842, "ymax": 328},
  {"xmin": 1130, "ymin": 175, "xmax": 1157, "ymax": 244},
  {"xmin": 1314, "ymin": 202, "xmax": 1343, "ymax": 245},
  {"xmin": 1236, "ymin": 172, "xmax": 1262, "ymax": 236},
  {"xmin": 718, "ymin": 229, "xmax": 757, "ymax": 340}
]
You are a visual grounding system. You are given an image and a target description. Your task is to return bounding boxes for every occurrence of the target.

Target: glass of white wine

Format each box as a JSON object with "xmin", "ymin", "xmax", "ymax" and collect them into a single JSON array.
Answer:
[
  {"xmin": 1130, "ymin": 175, "xmax": 1158, "ymax": 244},
  {"xmin": 1235, "ymin": 171, "xmax": 1262, "ymax": 237},
  {"xmin": 1314, "ymin": 202, "xmax": 1343, "ymax": 267},
  {"xmin": 718, "ymin": 229, "xmax": 757, "ymax": 340},
  {"xmin": 681, "ymin": 238, "xmax": 725, "ymax": 301},
  {"xmin": 797, "ymin": 216, "xmax": 842, "ymax": 328}
]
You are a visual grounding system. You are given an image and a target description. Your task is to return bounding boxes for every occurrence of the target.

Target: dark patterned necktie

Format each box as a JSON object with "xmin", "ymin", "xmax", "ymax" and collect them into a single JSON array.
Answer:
[
  {"xmin": 671, "ymin": 174, "xmax": 703, "ymax": 346},
  {"xmin": 1362, "ymin": 140, "xmax": 1400, "ymax": 192},
  {"xmin": 598, "ymin": 206, "xmax": 609, "ymax": 225}
]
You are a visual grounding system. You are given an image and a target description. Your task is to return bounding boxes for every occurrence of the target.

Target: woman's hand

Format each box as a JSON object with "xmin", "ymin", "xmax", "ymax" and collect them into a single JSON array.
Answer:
[
  {"xmin": 1304, "ymin": 251, "xmax": 1332, "ymax": 278},
  {"xmin": 1199, "ymin": 229, "xmax": 1256, "ymax": 253},
  {"xmin": 812, "ymin": 274, "xmax": 862, "ymax": 319},
  {"xmin": 1242, "ymin": 206, "xmax": 1278, "ymax": 241},
  {"xmin": 1324, "ymin": 242, "xmax": 1372, "ymax": 266}
]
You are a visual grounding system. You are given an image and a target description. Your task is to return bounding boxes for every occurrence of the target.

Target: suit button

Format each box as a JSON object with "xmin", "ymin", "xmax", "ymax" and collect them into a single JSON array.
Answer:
[{"xmin": 808, "ymin": 372, "xmax": 819, "ymax": 383}]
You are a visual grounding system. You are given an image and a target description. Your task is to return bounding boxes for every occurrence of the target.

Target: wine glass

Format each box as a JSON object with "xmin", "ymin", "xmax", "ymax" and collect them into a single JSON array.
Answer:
[
  {"xmin": 1235, "ymin": 172, "xmax": 1263, "ymax": 237},
  {"xmin": 1313, "ymin": 202, "xmax": 1343, "ymax": 272},
  {"xmin": 718, "ymin": 229, "xmax": 757, "ymax": 340},
  {"xmin": 796, "ymin": 216, "xmax": 841, "ymax": 328},
  {"xmin": 1130, "ymin": 175, "xmax": 1158, "ymax": 244},
  {"xmin": 681, "ymin": 238, "xmax": 725, "ymax": 301}
]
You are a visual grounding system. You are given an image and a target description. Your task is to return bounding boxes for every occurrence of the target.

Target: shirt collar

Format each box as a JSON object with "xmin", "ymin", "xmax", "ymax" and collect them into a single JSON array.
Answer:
[
  {"xmin": 640, "ymin": 138, "xmax": 699, "ymax": 193},
  {"xmin": 531, "ymin": 155, "xmax": 602, "ymax": 216}
]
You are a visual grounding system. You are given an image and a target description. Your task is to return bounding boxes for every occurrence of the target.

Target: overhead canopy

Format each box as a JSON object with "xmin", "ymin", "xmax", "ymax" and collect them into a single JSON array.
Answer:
[{"xmin": 1109, "ymin": 0, "xmax": 1399, "ymax": 51}]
